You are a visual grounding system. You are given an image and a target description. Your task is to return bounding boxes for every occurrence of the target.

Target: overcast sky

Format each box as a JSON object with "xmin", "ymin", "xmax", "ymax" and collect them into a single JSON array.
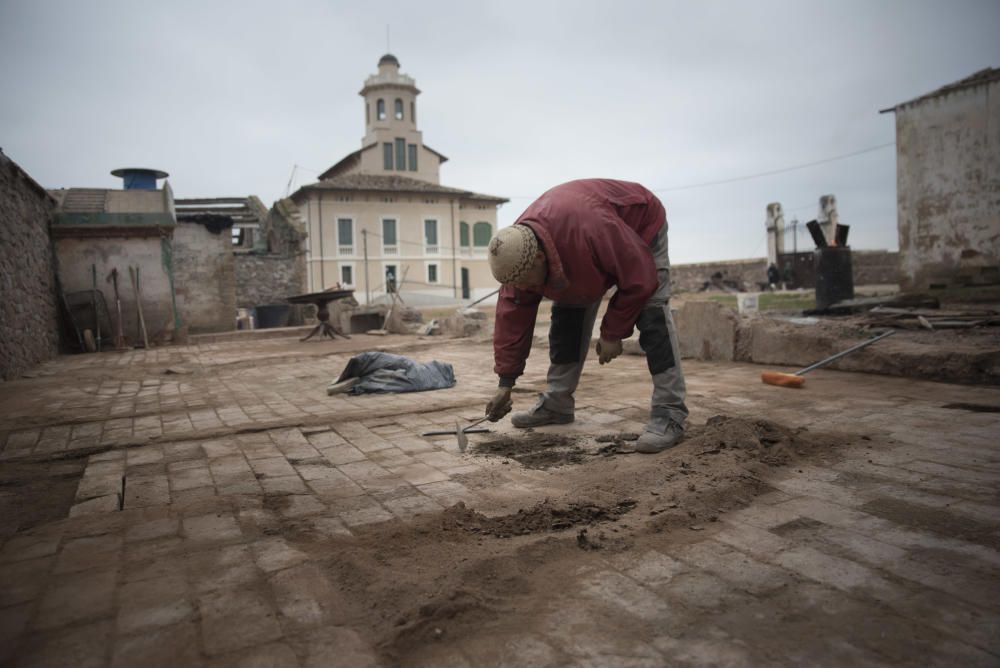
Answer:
[{"xmin": 2, "ymin": 0, "xmax": 998, "ymax": 263}]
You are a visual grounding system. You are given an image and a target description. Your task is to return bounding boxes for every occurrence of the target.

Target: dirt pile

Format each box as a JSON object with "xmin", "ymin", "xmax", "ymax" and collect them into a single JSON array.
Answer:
[
  {"xmin": 473, "ymin": 432, "xmax": 586, "ymax": 469},
  {"xmin": 440, "ymin": 498, "xmax": 637, "ymax": 538}
]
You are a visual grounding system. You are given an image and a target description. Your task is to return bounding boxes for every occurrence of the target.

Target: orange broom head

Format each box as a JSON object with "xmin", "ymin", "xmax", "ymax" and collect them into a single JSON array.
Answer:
[{"xmin": 761, "ymin": 371, "xmax": 806, "ymax": 388}]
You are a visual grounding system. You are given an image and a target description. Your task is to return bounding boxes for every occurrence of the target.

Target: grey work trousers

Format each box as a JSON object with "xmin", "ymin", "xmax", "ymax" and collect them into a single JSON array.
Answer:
[{"xmin": 540, "ymin": 225, "xmax": 689, "ymax": 427}]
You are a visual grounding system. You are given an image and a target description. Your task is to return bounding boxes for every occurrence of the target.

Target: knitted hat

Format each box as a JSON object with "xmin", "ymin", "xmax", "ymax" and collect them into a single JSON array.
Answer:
[{"xmin": 488, "ymin": 225, "xmax": 540, "ymax": 284}]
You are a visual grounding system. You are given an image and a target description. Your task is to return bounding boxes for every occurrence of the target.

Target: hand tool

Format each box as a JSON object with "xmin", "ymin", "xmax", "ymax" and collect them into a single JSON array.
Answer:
[
  {"xmin": 761, "ymin": 330, "xmax": 895, "ymax": 388},
  {"xmin": 106, "ymin": 268, "xmax": 127, "ymax": 350},
  {"xmin": 456, "ymin": 416, "xmax": 490, "ymax": 453},
  {"xmin": 129, "ymin": 266, "xmax": 149, "ymax": 348}
]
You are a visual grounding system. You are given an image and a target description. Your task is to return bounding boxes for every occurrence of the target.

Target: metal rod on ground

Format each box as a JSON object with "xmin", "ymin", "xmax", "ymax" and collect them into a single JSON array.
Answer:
[
  {"xmin": 463, "ymin": 287, "xmax": 500, "ymax": 310},
  {"xmin": 761, "ymin": 330, "xmax": 896, "ymax": 388}
]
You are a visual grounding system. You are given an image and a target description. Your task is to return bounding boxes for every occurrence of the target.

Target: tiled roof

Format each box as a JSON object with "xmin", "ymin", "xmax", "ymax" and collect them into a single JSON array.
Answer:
[
  {"xmin": 881, "ymin": 67, "xmax": 1000, "ymax": 112},
  {"xmin": 291, "ymin": 173, "xmax": 508, "ymax": 203}
]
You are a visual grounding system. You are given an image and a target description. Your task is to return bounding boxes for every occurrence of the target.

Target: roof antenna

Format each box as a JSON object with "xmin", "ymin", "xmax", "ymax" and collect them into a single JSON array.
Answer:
[{"xmin": 386, "ymin": 24, "xmax": 390, "ymax": 52}]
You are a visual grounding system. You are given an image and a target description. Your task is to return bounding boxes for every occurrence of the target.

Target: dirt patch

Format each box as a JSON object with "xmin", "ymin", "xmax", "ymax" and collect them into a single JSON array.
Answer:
[
  {"xmin": 440, "ymin": 498, "xmax": 637, "ymax": 538},
  {"xmin": 245, "ymin": 414, "xmax": 857, "ymax": 666},
  {"xmin": 473, "ymin": 432, "xmax": 586, "ymax": 469},
  {"xmin": 942, "ymin": 402, "xmax": 1000, "ymax": 413},
  {"xmin": 859, "ymin": 497, "xmax": 1000, "ymax": 550},
  {"xmin": 0, "ymin": 459, "xmax": 86, "ymax": 539}
]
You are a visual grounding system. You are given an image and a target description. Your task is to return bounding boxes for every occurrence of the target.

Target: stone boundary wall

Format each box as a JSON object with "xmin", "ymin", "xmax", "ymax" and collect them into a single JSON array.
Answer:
[
  {"xmin": 0, "ymin": 152, "xmax": 58, "ymax": 380},
  {"xmin": 234, "ymin": 253, "xmax": 306, "ymax": 309},
  {"xmin": 670, "ymin": 258, "xmax": 768, "ymax": 294},
  {"xmin": 852, "ymin": 250, "xmax": 899, "ymax": 286},
  {"xmin": 671, "ymin": 250, "xmax": 899, "ymax": 294}
]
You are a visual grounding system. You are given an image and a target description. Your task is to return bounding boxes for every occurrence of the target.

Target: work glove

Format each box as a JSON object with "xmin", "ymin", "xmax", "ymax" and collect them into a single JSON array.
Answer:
[
  {"xmin": 485, "ymin": 387, "xmax": 513, "ymax": 422},
  {"xmin": 596, "ymin": 338, "xmax": 623, "ymax": 365}
]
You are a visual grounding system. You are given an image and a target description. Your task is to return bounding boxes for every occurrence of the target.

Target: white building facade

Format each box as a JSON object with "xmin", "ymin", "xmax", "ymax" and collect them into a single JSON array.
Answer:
[{"xmin": 292, "ymin": 54, "xmax": 507, "ymax": 305}]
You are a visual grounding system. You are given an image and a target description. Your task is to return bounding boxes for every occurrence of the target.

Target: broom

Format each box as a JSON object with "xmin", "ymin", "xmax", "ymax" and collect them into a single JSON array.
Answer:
[{"xmin": 761, "ymin": 330, "xmax": 896, "ymax": 388}]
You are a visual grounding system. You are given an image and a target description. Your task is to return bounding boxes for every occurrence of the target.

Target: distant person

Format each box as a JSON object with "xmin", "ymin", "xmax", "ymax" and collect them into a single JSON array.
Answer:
[
  {"xmin": 483, "ymin": 179, "xmax": 688, "ymax": 453},
  {"xmin": 767, "ymin": 263, "xmax": 780, "ymax": 291}
]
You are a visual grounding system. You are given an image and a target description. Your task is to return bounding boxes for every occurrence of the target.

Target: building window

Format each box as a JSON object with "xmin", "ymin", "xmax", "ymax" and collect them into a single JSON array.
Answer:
[
  {"xmin": 376, "ymin": 98, "xmax": 386, "ymax": 120},
  {"xmin": 382, "ymin": 218, "xmax": 398, "ymax": 255},
  {"xmin": 473, "ymin": 222, "xmax": 492, "ymax": 247},
  {"xmin": 337, "ymin": 218, "xmax": 353, "ymax": 254},
  {"xmin": 341, "ymin": 265, "xmax": 353, "ymax": 286},
  {"xmin": 383, "ymin": 143, "xmax": 393, "ymax": 170},
  {"xmin": 427, "ymin": 263, "xmax": 439, "ymax": 284},
  {"xmin": 394, "ymin": 98, "xmax": 404, "ymax": 120},
  {"xmin": 459, "ymin": 222, "xmax": 470, "ymax": 247},
  {"xmin": 408, "ymin": 144, "xmax": 417, "ymax": 172},
  {"xmin": 232, "ymin": 227, "xmax": 244, "ymax": 246},
  {"xmin": 424, "ymin": 219, "xmax": 438, "ymax": 253},
  {"xmin": 410, "ymin": 101, "xmax": 415, "ymax": 123},
  {"xmin": 395, "ymin": 138, "xmax": 406, "ymax": 171}
]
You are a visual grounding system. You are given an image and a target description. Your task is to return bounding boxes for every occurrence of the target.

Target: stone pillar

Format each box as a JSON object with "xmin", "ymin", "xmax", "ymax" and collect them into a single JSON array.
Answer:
[
  {"xmin": 765, "ymin": 202, "xmax": 785, "ymax": 265},
  {"xmin": 817, "ymin": 195, "xmax": 839, "ymax": 246}
]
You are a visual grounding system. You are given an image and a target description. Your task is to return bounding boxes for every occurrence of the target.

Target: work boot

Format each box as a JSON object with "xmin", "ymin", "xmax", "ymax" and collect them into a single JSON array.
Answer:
[
  {"xmin": 510, "ymin": 398, "xmax": 574, "ymax": 428},
  {"xmin": 635, "ymin": 417, "xmax": 685, "ymax": 454}
]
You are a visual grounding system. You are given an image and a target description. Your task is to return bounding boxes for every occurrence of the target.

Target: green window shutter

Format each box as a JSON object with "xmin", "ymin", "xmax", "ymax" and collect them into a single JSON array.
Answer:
[
  {"xmin": 337, "ymin": 218, "xmax": 353, "ymax": 246},
  {"xmin": 383, "ymin": 143, "xmax": 393, "ymax": 170},
  {"xmin": 395, "ymin": 138, "xmax": 406, "ymax": 171},
  {"xmin": 428, "ymin": 265, "xmax": 438, "ymax": 283},
  {"xmin": 424, "ymin": 219, "xmax": 438, "ymax": 246},
  {"xmin": 473, "ymin": 222, "xmax": 492, "ymax": 247},
  {"xmin": 408, "ymin": 144, "xmax": 417, "ymax": 171},
  {"xmin": 382, "ymin": 219, "xmax": 397, "ymax": 246},
  {"xmin": 459, "ymin": 222, "xmax": 469, "ymax": 247}
]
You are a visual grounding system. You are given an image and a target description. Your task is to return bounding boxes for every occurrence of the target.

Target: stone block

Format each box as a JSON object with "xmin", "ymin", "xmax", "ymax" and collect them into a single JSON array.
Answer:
[
  {"xmin": 198, "ymin": 588, "xmax": 283, "ymax": 656},
  {"xmin": 674, "ymin": 300, "xmax": 739, "ymax": 361}
]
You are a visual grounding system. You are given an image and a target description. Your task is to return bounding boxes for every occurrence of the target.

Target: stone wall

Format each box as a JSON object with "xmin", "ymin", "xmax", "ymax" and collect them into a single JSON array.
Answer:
[
  {"xmin": 234, "ymin": 253, "xmax": 306, "ymax": 308},
  {"xmin": 0, "ymin": 151, "xmax": 58, "ymax": 380},
  {"xmin": 671, "ymin": 250, "xmax": 899, "ymax": 294},
  {"xmin": 852, "ymin": 250, "xmax": 899, "ymax": 286},
  {"xmin": 173, "ymin": 220, "xmax": 236, "ymax": 333},
  {"xmin": 894, "ymin": 75, "xmax": 1000, "ymax": 290},
  {"xmin": 670, "ymin": 258, "xmax": 768, "ymax": 294}
]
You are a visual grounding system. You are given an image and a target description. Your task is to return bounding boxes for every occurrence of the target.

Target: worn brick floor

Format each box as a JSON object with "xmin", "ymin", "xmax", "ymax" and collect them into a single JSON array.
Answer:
[{"xmin": 0, "ymin": 333, "xmax": 998, "ymax": 666}]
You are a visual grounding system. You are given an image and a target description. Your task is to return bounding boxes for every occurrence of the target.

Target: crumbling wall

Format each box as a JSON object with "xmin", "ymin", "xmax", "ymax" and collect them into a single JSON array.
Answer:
[
  {"xmin": 172, "ymin": 220, "xmax": 236, "ymax": 333},
  {"xmin": 895, "ymin": 78, "xmax": 1000, "ymax": 290},
  {"xmin": 670, "ymin": 258, "xmax": 767, "ymax": 294},
  {"xmin": 0, "ymin": 151, "xmax": 58, "ymax": 380},
  {"xmin": 234, "ymin": 253, "xmax": 306, "ymax": 308}
]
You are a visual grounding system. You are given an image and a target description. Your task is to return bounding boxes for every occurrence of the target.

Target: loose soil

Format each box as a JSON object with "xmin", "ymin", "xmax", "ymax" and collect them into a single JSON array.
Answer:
[{"xmin": 255, "ymin": 414, "xmax": 861, "ymax": 666}]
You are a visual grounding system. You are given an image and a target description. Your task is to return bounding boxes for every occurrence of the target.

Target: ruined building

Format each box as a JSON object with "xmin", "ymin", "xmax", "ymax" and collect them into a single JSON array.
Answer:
[
  {"xmin": 291, "ymin": 54, "xmax": 508, "ymax": 305},
  {"xmin": 882, "ymin": 67, "xmax": 1000, "ymax": 290}
]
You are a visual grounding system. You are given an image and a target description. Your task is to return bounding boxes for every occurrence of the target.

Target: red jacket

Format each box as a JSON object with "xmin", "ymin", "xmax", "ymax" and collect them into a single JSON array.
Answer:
[{"xmin": 493, "ymin": 179, "xmax": 666, "ymax": 381}]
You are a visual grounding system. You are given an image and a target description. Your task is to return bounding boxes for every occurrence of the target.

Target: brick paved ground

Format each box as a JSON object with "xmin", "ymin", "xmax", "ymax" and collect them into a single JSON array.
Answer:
[{"xmin": 0, "ymin": 333, "xmax": 997, "ymax": 666}]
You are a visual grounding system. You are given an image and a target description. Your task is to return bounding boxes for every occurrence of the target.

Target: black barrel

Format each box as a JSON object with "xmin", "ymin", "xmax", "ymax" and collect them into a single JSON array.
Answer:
[{"xmin": 814, "ymin": 247, "xmax": 854, "ymax": 311}]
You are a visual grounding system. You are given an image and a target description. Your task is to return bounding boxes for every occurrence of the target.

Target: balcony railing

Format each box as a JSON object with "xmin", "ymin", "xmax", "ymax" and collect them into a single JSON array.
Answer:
[{"xmin": 382, "ymin": 245, "xmax": 399, "ymax": 256}]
